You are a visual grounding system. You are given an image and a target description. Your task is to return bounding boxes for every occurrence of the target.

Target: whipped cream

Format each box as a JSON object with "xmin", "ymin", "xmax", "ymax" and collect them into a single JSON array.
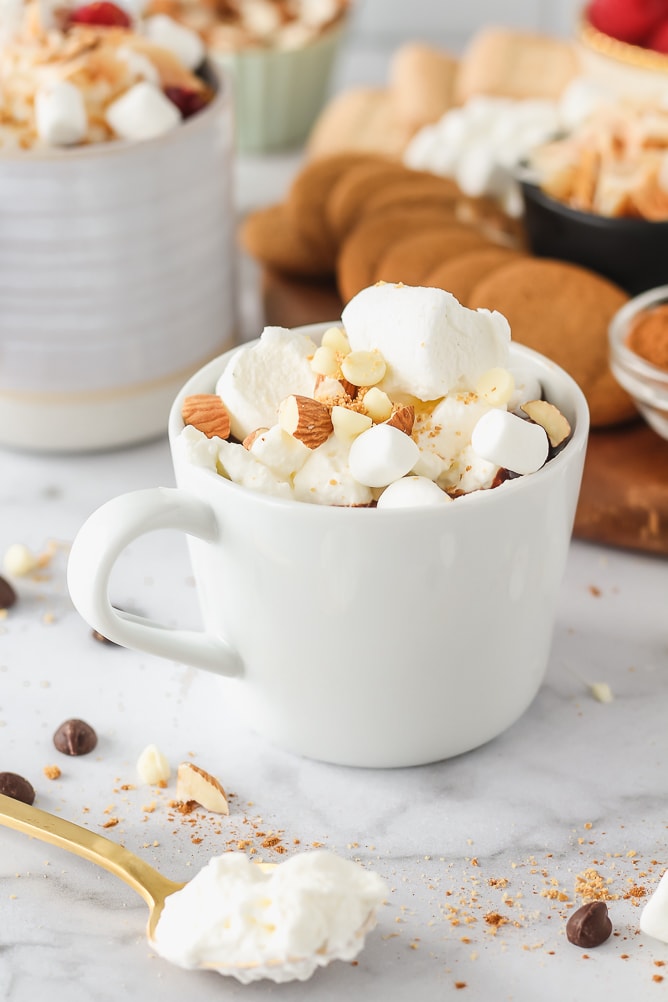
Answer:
[
  {"xmin": 179, "ymin": 283, "xmax": 569, "ymax": 506},
  {"xmin": 151, "ymin": 850, "xmax": 387, "ymax": 983},
  {"xmin": 403, "ymin": 78, "xmax": 615, "ymax": 217}
]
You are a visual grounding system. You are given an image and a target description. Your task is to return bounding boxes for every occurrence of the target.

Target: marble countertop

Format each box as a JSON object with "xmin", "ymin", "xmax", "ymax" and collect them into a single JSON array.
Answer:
[
  {"xmin": 2, "ymin": 436, "xmax": 668, "ymax": 1002},
  {"xmin": 2, "ymin": 50, "xmax": 668, "ymax": 1002}
]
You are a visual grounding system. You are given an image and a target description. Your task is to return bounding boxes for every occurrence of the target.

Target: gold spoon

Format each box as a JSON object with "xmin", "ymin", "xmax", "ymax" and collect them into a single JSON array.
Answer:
[
  {"xmin": 0, "ymin": 791, "xmax": 184, "ymax": 943},
  {"xmin": 0, "ymin": 792, "xmax": 380, "ymax": 980}
]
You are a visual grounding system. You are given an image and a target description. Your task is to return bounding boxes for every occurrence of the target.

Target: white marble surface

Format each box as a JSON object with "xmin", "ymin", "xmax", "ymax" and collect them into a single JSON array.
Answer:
[
  {"xmin": 2, "ymin": 437, "xmax": 668, "ymax": 1002},
  {"xmin": 2, "ymin": 22, "xmax": 668, "ymax": 1002}
]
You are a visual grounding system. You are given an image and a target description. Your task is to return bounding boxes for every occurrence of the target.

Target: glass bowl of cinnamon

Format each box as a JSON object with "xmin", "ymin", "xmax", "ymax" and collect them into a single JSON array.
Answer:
[{"xmin": 609, "ymin": 285, "xmax": 668, "ymax": 440}]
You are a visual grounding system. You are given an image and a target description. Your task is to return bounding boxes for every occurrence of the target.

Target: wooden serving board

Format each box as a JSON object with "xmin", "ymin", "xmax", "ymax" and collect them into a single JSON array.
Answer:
[{"xmin": 261, "ymin": 269, "xmax": 668, "ymax": 557}]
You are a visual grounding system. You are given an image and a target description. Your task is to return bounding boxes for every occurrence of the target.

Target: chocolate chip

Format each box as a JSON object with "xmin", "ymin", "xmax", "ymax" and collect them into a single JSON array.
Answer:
[
  {"xmin": 53, "ymin": 719, "xmax": 98, "ymax": 756},
  {"xmin": 0, "ymin": 576, "xmax": 17, "ymax": 610},
  {"xmin": 0, "ymin": 771, "xmax": 35, "ymax": 805},
  {"xmin": 566, "ymin": 901, "xmax": 613, "ymax": 948}
]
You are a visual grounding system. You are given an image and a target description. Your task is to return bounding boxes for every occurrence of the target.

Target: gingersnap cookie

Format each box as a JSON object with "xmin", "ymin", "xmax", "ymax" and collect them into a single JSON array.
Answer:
[
  {"xmin": 284, "ymin": 153, "xmax": 378, "ymax": 269},
  {"xmin": 361, "ymin": 174, "xmax": 461, "ymax": 220},
  {"xmin": 424, "ymin": 247, "xmax": 525, "ymax": 306},
  {"xmin": 337, "ymin": 208, "xmax": 461, "ymax": 304},
  {"xmin": 325, "ymin": 159, "xmax": 424, "ymax": 243},
  {"xmin": 239, "ymin": 203, "xmax": 333, "ymax": 279},
  {"xmin": 467, "ymin": 258, "xmax": 636, "ymax": 428},
  {"xmin": 374, "ymin": 227, "xmax": 492, "ymax": 287},
  {"xmin": 306, "ymin": 87, "xmax": 417, "ymax": 162}
]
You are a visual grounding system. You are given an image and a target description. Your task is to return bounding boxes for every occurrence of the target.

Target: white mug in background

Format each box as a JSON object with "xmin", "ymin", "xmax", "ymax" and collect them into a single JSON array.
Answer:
[
  {"xmin": 67, "ymin": 324, "xmax": 589, "ymax": 768},
  {"xmin": 0, "ymin": 63, "xmax": 236, "ymax": 454}
]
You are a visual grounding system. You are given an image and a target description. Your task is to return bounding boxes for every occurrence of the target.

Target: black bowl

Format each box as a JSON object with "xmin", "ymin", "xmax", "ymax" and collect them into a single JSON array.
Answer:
[{"xmin": 519, "ymin": 179, "xmax": 668, "ymax": 296}]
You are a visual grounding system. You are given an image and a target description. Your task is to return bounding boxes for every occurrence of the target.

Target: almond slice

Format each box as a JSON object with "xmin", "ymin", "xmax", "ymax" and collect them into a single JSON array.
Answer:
[
  {"xmin": 242, "ymin": 427, "xmax": 269, "ymax": 450},
  {"xmin": 520, "ymin": 399, "xmax": 571, "ymax": 448},
  {"xmin": 278, "ymin": 394, "xmax": 333, "ymax": 449},
  {"xmin": 182, "ymin": 393, "xmax": 231, "ymax": 440},
  {"xmin": 386, "ymin": 403, "xmax": 415, "ymax": 436},
  {"xmin": 176, "ymin": 762, "xmax": 229, "ymax": 814}
]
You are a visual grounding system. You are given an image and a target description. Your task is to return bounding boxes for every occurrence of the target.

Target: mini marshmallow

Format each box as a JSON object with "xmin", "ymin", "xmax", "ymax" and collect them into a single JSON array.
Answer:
[
  {"xmin": 640, "ymin": 871, "xmax": 668, "ymax": 943},
  {"xmin": 105, "ymin": 81, "xmax": 181, "ymax": 141},
  {"xmin": 471, "ymin": 409, "xmax": 548, "ymax": 476},
  {"xmin": 341, "ymin": 284, "xmax": 510, "ymax": 402},
  {"xmin": 35, "ymin": 81, "xmax": 87, "ymax": 147},
  {"xmin": 377, "ymin": 476, "xmax": 451, "ymax": 509},
  {"xmin": 143, "ymin": 14, "xmax": 205, "ymax": 71},
  {"xmin": 348, "ymin": 423, "xmax": 419, "ymax": 489},
  {"xmin": 177, "ymin": 425, "xmax": 221, "ymax": 472}
]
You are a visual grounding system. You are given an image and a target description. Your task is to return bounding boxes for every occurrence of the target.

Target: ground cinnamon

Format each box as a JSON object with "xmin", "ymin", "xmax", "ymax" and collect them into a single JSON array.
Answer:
[{"xmin": 626, "ymin": 304, "xmax": 668, "ymax": 370}]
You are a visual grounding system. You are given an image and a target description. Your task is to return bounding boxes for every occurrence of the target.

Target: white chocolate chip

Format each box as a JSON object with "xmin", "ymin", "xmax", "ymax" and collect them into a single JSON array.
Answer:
[
  {"xmin": 137, "ymin": 744, "xmax": 171, "ymax": 785},
  {"xmin": 331, "ymin": 405, "xmax": 372, "ymax": 443},
  {"xmin": 341, "ymin": 349, "xmax": 386, "ymax": 387},
  {"xmin": 361, "ymin": 386, "xmax": 393, "ymax": 422},
  {"xmin": 310, "ymin": 344, "xmax": 340, "ymax": 377},
  {"xmin": 589, "ymin": 682, "xmax": 614, "ymax": 704},
  {"xmin": 321, "ymin": 326, "xmax": 351, "ymax": 355},
  {"xmin": 3, "ymin": 543, "xmax": 39, "ymax": 577},
  {"xmin": 476, "ymin": 367, "xmax": 515, "ymax": 407}
]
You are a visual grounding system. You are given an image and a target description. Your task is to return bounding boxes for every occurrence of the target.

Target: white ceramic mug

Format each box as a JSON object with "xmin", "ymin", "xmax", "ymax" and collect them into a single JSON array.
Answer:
[
  {"xmin": 67, "ymin": 324, "xmax": 589, "ymax": 768},
  {"xmin": 0, "ymin": 63, "xmax": 236, "ymax": 453}
]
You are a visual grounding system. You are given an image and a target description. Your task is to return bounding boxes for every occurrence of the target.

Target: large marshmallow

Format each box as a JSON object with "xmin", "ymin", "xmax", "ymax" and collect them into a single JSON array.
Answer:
[
  {"xmin": 106, "ymin": 81, "xmax": 181, "ymax": 141},
  {"xmin": 216, "ymin": 328, "xmax": 317, "ymax": 441},
  {"xmin": 640, "ymin": 871, "xmax": 668, "ymax": 943},
  {"xmin": 293, "ymin": 435, "xmax": 374, "ymax": 506},
  {"xmin": 377, "ymin": 476, "xmax": 451, "ymax": 509},
  {"xmin": 341, "ymin": 284, "xmax": 510, "ymax": 402},
  {"xmin": 143, "ymin": 14, "xmax": 205, "ymax": 71},
  {"xmin": 35, "ymin": 81, "xmax": 87, "ymax": 146},
  {"xmin": 348, "ymin": 423, "xmax": 419, "ymax": 489},
  {"xmin": 471, "ymin": 408, "xmax": 548, "ymax": 476}
]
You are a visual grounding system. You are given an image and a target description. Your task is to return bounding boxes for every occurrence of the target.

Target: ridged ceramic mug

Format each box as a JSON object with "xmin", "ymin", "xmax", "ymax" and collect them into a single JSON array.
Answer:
[
  {"xmin": 67, "ymin": 324, "xmax": 589, "ymax": 768},
  {"xmin": 0, "ymin": 63, "xmax": 236, "ymax": 453}
]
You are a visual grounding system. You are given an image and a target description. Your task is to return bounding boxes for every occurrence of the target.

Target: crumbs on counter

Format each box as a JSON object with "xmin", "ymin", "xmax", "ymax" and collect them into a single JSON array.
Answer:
[{"xmin": 43, "ymin": 765, "xmax": 61, "ymax": 780}]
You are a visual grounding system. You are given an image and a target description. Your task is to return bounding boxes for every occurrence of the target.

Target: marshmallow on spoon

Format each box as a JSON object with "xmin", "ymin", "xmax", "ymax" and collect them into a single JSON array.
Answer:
[
  {"xmin": 341, "ymin": 284, "xmax": 510, "ymax": 401},
  {"xmin": 35, "ymin": 81, "xmax": 87, "ymax": 146},
  {"xmin": 106, "ymin": 81, "xmax": 181, "ymax": 141},
  {"xmin": 471, "ymin": 408, "xmax": 549, "ymax": 476},
  {"xmin": 348, "ymin": 423, "xmax": 419, "ymax": 488}
]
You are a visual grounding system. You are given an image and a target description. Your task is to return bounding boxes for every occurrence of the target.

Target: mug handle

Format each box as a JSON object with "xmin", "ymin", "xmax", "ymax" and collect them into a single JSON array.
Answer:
[{"xmin": 67, "ymin": 487, "xmax": 243, "ymax": 677}]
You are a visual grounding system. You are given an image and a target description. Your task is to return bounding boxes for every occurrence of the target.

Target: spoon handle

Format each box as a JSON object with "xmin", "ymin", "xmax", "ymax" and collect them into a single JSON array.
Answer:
[{"xmin": 0, "ymin": 793, "xmax": 181, "ymax": 907}]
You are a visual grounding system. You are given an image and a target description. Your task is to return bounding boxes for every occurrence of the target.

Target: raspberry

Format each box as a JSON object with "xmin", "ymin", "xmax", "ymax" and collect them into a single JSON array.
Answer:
[
  {"xmin": 587, "ymin": 0, "xmax": 666, "ymax": 44},
  {"xmin": 646, "ymin": 18, "xmax": 668, "ymax": 52},
  {"xmin": 69, "ymin": 2, "xmax": 131, "ymax": 28},
  {"xmin": 164, "ymin": 87, "xmax": 209, "ymax": 119}
]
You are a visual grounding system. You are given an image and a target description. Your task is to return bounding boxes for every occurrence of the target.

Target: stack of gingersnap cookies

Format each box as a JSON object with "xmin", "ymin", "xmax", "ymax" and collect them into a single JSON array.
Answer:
[{"xmin": 239, "ymin": 151, "xmax": 636, "ymax": 429}]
